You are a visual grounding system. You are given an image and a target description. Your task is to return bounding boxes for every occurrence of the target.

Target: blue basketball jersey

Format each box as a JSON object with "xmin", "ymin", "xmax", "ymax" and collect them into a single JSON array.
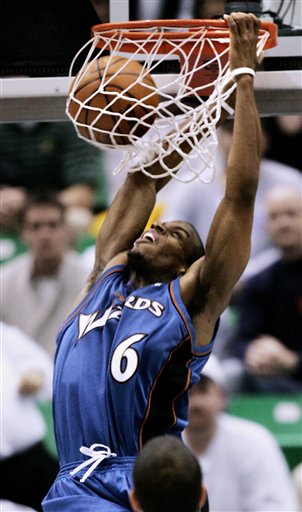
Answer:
[{"xmin": 53, "ymin": 264, "xmax": 216, "ymax": 466}]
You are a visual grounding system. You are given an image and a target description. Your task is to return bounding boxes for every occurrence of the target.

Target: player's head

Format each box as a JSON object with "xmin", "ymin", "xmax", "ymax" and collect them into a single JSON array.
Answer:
[
  {"xmin": 128, "ymin": 220, "xmax": 205, "ymax": 282},
  {"xmin": 129, "ymin": 435, "xmax": 206, "ymax": 512}
]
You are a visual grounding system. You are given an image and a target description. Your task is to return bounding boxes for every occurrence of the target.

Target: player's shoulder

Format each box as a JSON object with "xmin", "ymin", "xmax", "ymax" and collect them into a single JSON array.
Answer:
[{"xmin": 86, "ymin": 252, "xmax": 128, "ymax": 290}]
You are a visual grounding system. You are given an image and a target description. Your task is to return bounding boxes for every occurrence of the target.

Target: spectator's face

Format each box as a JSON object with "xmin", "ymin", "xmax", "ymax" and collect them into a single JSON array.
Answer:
[
  {"xmin": 22, "ymin": 205, "xmax": 67, "ymax": 260},
  {"xmin": 187, "ymin": 377, "xmax": 225, "ymax": 431},
  {"xmin": 266, "ymin": 189, "xmax": 302, "ymax": 253}
]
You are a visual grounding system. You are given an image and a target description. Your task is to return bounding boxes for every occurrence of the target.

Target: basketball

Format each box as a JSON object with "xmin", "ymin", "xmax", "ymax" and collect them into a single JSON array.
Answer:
[{"xmin": 67, "ymin": 55, "xmax": 159, "ymax": 145}]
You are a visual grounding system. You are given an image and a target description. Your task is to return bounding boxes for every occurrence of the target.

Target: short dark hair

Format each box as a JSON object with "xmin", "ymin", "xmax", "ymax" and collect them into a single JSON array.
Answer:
[
  {"xmin": 20, "ymin": 191, "xmax": 65, "ymax": 225},
  {"xmin": 184, "ymin": 222, "xmax": 205, "ymax": 267},
  {"xmin": 133, "ymin": 435, "xmax": 202, "ymax": 512}
]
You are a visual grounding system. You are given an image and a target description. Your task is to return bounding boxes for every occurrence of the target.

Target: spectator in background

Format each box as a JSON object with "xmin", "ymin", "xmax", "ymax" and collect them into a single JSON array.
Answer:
[
  {"xmin": 0, "ymin": 121, "xmax": 108, "ymax": 261},
  {"xmin": 229, "ymin": 185, "xmax": 302, "ymax": 393},
  {"xmin": 0, "ymin": 122, "xmax": 107, "ymax": 212},
  {"xmin": 129, "ymin": 435, "xmax": 209, "ymax": 512},
  {"xmin": 0, "ymin": 186, "xmax": 28, "ymax": 264},
  {"xmin": 0, "ymin": 193, "xmax": 88, "ymax": 357},
  {"xmin": 0, "ymin": 322, "xmax": 59, "ymax": 512},
  {"xmin": 183, "ymin": 355, "xmax": 300, "ymax": 511}
]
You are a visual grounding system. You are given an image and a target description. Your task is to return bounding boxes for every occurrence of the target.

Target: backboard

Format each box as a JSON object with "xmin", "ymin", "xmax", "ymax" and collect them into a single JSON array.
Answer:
[{"xmin": 1, "ymin": 0, "xmax": 301, "ymax": 122}]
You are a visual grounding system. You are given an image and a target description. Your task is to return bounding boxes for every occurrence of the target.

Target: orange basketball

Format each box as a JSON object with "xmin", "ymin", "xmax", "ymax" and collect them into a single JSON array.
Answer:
[{"xmin": 67, "ymin": 55, "xmax": 159, "ymax": 145}]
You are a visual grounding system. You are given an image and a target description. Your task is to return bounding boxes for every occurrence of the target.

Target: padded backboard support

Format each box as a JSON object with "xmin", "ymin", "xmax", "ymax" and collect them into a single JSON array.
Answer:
[{"xmin": 1, "ymin": 0, "xmax": 301, "ymax": 121}]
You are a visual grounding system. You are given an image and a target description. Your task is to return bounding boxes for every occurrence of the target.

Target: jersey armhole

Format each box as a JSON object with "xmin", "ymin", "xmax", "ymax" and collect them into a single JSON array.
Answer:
[{"xmin": 169, "ymin": 279, "xmax": 220, "ymax": 356}]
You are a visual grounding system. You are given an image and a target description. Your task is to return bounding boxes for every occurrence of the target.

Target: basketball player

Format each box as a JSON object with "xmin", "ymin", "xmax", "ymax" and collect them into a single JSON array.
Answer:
[
  {"xmin": 129, "ymin": 435, "xmax": 209, "ymax": 512},
  {"xmin": 43, "ymin": 13, "xmax": 262, "ymax": 512}
]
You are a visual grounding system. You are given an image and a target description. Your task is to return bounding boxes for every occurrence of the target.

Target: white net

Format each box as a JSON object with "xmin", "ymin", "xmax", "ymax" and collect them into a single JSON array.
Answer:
[{"xmin": 66, "ymin": 21, "xmax": 270, "ymax": 183}]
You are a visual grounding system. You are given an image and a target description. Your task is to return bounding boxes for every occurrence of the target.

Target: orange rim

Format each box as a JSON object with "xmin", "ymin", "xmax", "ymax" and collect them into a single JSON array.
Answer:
[{"xmin": 91, "ymin": 18, "xmax": 278, "ymax": 51}]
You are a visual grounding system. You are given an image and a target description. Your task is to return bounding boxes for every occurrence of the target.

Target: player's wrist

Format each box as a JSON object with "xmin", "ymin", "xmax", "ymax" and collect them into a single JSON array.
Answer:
[{"xmin": 231, "ymin": 67, "xmax": 256, "ymax": 82}]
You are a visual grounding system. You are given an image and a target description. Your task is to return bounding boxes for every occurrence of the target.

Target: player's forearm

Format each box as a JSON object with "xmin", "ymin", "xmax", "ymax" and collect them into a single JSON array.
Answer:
[
  {"xmin": 225, "ymin": 75, "xmax": 261, "ymax": 202},
  {"xmin": 154, "ymin": 85, "xmax": 236, "ymax": 193},
  {"xmin": 94, "ymin": 171, "xmax": 157, "ymax": 265}
]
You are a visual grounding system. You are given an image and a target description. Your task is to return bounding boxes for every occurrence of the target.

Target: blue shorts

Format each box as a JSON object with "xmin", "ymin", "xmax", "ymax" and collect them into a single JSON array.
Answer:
[{"xmin": 42, "ymin": 457, "xmax": 135, "ymax": 512}]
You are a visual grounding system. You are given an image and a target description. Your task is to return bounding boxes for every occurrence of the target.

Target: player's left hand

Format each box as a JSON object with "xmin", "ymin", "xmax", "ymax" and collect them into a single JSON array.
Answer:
[{"xmin": 224, "ymin": 12, "xmax": 260, "ymax": 72}]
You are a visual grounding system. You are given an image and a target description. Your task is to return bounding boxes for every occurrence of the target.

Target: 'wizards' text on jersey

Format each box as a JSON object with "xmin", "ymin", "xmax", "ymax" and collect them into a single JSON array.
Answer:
[{"xmin": 53, "ymin": 265, "xmax": 216, "ymax": 465}]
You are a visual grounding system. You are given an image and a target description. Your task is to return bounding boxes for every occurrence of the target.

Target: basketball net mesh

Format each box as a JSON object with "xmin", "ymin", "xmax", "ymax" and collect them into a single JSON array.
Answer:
[{"xmin": 66, "ymin": 23, "xmax": 270, "ymax": 183}]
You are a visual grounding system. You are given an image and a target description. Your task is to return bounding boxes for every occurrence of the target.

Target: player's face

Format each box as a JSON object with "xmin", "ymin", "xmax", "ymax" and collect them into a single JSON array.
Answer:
[{"xmin": 129, "ymin": 220, "xmax": 198, "ymax": 279}]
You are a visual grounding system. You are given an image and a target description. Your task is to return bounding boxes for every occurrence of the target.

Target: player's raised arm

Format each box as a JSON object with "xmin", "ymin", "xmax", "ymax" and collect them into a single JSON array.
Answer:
[
  {"xmin": 92, "ymin": 171, "xmax": 157, "ymax": 272},
  {"xmin": 89, "ymin": 18, "xmax": 239, "ymax": 288},
  {"xmin": 181, "ymin": 13, "xmax": 262, "ymax": 343}
]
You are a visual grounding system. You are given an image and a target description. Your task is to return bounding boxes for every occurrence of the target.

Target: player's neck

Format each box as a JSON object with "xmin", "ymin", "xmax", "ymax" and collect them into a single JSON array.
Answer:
[
  {"xmin": 128, "ymin": 254, "xmax": 175, "ymax": 287},
  {"xmin": 129, "ymin": 270, "xmax": 162, "ymax": 288}
]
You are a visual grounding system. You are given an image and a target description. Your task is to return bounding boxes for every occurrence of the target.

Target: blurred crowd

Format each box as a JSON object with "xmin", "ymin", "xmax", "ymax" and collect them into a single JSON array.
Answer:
[{"xmin": 1, "ymin": 0, "xmax": 301, "ymax": 510}]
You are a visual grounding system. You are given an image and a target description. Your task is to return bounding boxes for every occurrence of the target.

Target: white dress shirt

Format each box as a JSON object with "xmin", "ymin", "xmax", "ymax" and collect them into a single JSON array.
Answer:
[
  {"xmin": 183, "ymin": 413, "xmax": 299, "ymax": 511},
  {"xmin": 1, "ymin": 322, "xmax": 53, "ymax": 457}
]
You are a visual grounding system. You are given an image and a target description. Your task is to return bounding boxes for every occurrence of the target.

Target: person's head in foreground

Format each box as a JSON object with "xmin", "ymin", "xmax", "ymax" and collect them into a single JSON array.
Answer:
[{"xmin": 129, "ymin": 435, "xmax": 207, "ymax": 512}]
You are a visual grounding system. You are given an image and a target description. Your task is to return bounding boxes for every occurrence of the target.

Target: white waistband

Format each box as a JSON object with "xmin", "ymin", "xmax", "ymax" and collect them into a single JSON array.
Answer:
[{"xmin": 70, "ymin": 443, "xmax": 117, "ymax": 482}]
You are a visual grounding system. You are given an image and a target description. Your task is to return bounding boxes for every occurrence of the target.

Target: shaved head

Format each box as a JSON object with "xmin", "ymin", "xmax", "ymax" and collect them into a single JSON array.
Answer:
[
  {"xmin": 265, "ymin": 185, "xmax": 302, "ymax": 259},
  {"xmin": 265, "ymin": 185, "xmax": 301, "ymax": 208}
]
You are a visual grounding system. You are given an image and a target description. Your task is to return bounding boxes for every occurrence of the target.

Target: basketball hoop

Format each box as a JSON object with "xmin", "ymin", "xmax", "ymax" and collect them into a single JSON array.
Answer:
[{"xmin": 66, "ymin": 19, "xmax": 277, "ymax": 183}]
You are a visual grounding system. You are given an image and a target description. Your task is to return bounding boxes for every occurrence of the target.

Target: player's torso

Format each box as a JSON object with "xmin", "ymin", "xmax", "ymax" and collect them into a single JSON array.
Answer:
[{"xmin": 53, "ymin": 265, "xmax": 205, "ymax": 465}]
